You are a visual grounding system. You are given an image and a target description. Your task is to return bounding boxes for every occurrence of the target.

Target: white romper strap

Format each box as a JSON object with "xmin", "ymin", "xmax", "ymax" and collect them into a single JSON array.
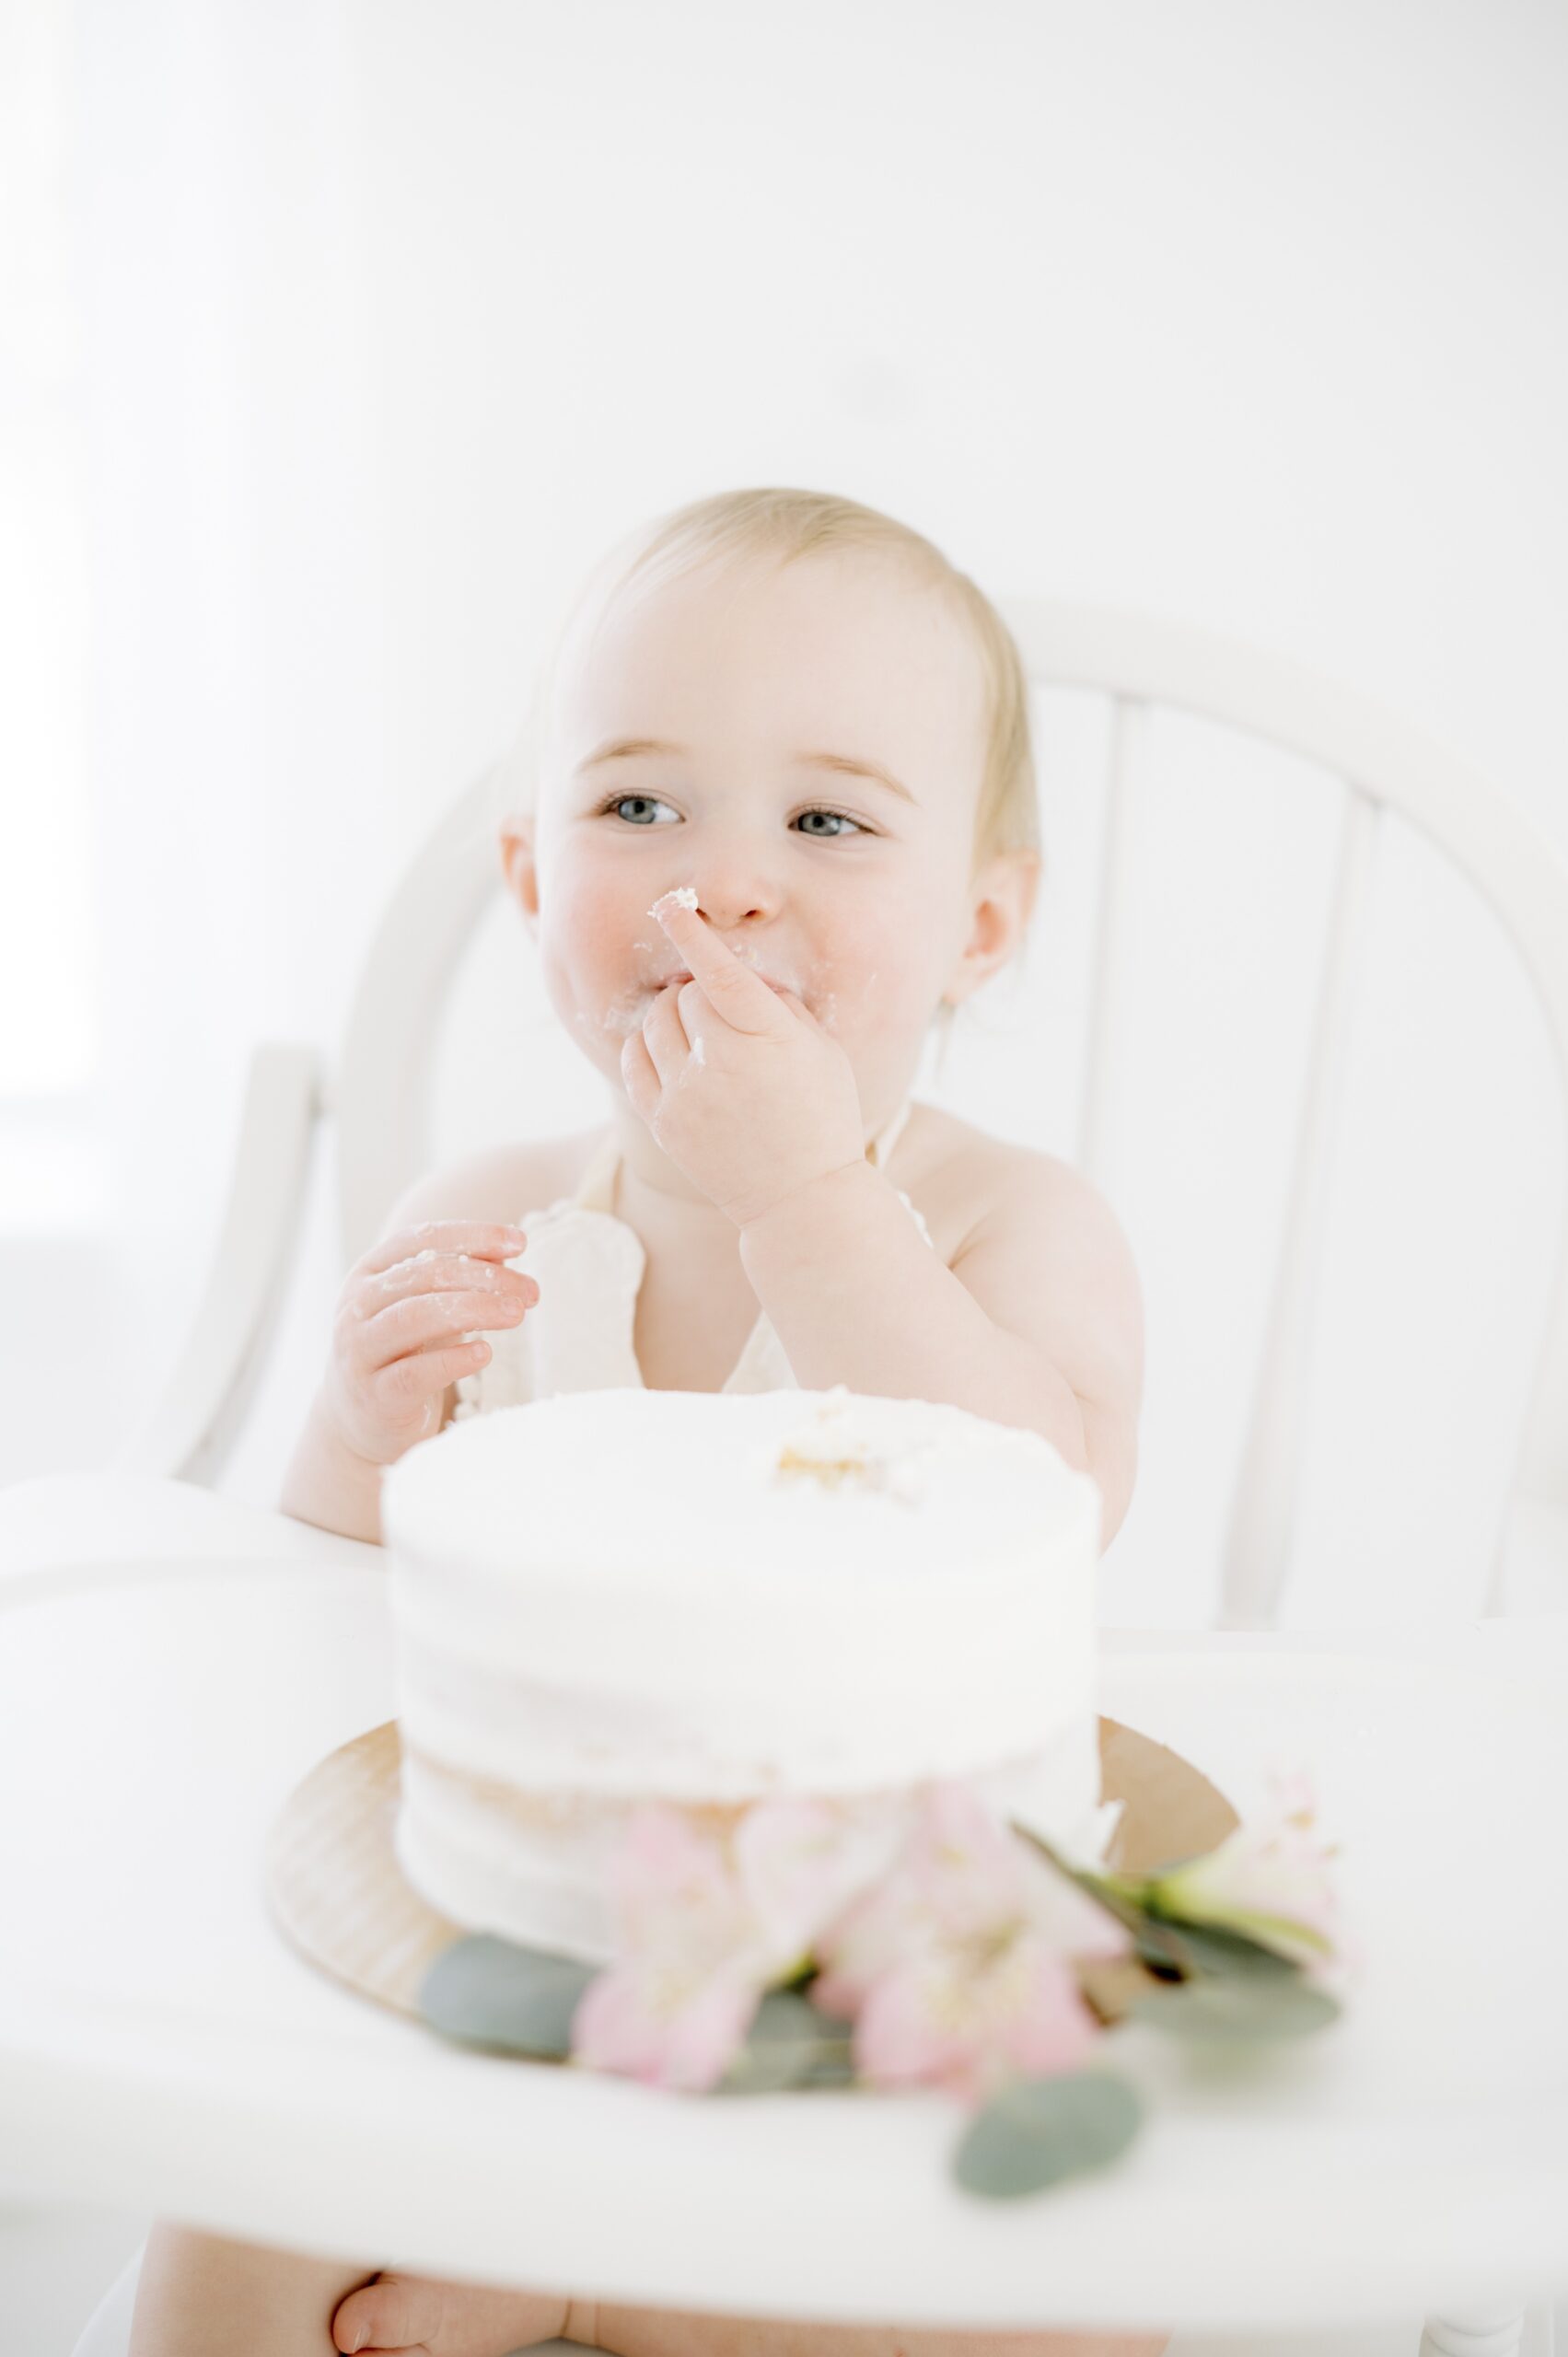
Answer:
[{"xmin": 866, "ymin": 1097, "xmax": 934, "ymax": 1248}]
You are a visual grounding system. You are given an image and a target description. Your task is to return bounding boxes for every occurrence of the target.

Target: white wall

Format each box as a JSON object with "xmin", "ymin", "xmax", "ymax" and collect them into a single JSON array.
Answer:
[{"xmin": 10, "ymin": 0, "xmax": 1568, "ymax": 1630}]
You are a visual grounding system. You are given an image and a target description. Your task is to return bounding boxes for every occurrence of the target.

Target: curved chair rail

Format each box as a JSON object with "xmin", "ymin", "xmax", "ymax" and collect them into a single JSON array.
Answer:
[{"xmin": 110, "ymin": 1042, "xmax": 322, "ymax": 1486}]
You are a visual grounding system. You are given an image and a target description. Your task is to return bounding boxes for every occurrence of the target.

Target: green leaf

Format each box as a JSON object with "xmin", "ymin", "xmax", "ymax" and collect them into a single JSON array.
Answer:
[
  {"xmin": 718, "ymin": 1988, "xmax": 857, "ymax": 2095},
  {"xmin": 1141, "ymin": 1915, "xmax": 1304, "ymax": 1981},
  {"xmin": 1008, "ymin": 1823, "xmax": 1323, "ymax": 1989},
  {"xmin": 953, "ymin": 2073, "xmax": 1144, "ymax": 2200},
  {"xmin": 1126, "ymin": 1974, "xmax": 1342, "ymax": 2040},
  {"xmin": 417, "ymin": 1934, "xmax": 596, "ymax": 2059},
  {"xmin": 1008, "ymin": 1820, "xmax": 1118, "ymax": 1898},
  {"xmin": 1009, "ymin": 1824, "xmax": 1188, "ymax": 1963},
  {"xmin": 1074, "ymin": 1882, "xmax": 1200, "ymax": 1977},
  {"xmin": 1128, "ymin": 1919, "xmax": 1202, "ymax": 1976}
]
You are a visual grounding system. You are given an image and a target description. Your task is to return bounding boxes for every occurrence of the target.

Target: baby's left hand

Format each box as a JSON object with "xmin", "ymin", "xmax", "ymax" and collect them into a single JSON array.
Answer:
[{"xmin": 622, "ymin": 895, "xmax": 866, "ymax": 1229}]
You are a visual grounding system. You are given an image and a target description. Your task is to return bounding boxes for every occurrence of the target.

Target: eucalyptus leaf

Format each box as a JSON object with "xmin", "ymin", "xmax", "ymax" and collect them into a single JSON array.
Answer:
[
  {"xmin": 954, "ymin": 2073, "xmax": 1144, "ymax": 2200},
  {"xmin": 1009, "ymin": 1821, "xmax": 1126, "ymax": 1906},
  {"xmin": 1126, "ymin": 1974, "xmax": 1342, "ymax": 2040},
  {"xmin": 1141, "ymin": 1916, "xmax": 1303, "ymax": 1981},
  {"xmin": 1078, "ymin": 1883, "xmax": 1197, "ymax": 1976},
  {"xmin": 1006, "ymin": 1819, "xmax": 1078, "ymax": 1877},
  {"xmin": 418, "ymin": 1934, "xmax": 596, "ymax": 2059},
  {"xmin": 1008, "ymin": 1824, "xmax": 1189, "ymax": 1965},
  {"xmin": 718, "ymin": 1988, "xmax": 857, "ymax": 2095},
  {"xmin": 1129, "ymin": 1920, "xmax": 1201, "ymax": 1976},
  {"xmin": 1010, "ymin": 1822, "xmax": 1323, "ymax": 1988}
]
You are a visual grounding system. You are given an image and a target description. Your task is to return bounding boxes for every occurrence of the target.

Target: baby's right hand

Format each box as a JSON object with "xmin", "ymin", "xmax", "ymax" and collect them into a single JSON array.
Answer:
[{"xmin": 322, "ymin": 1221, "xmax": 539, "ymax": 1466}]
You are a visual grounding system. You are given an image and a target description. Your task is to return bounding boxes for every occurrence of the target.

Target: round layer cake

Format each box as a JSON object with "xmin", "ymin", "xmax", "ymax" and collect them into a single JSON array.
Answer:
[{"xmin": 381, "ymin": 1384, "xmax": 1116, "ymax": 1963}]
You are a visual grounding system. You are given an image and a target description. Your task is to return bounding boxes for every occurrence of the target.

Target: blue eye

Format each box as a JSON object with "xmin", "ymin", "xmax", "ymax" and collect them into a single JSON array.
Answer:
[
  {"xmin": 594, "ymin": 792, "xmax": 865, "ymax": 837},
  {"xmin": 600, "ymin": 794, "xmax": 676, "ymax": 826}
]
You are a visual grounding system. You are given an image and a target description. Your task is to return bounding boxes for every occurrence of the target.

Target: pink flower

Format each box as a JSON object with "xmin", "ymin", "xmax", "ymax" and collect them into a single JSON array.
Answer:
[
  {"xmin": 734, "ymin": 1787, "xmax": 909, "ymax": 1957},
  {"xmin": 811, "ymin": 1782, "xmax": 1133, "ymax": 2107},
  {"xmin": 570, "ymin": 1795, "xmax": 901, "ymax": 2094}
]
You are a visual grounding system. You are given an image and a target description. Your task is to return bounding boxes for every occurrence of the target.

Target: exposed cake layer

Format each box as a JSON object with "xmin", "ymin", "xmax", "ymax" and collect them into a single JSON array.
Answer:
[{"xmin": 395, "ymin": 1720, "xmax": 1117, "ymax": 1964}]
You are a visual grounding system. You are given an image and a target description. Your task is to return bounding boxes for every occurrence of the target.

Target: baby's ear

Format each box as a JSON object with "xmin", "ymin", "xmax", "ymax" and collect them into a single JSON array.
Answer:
[
  {"xmin": 500, "ymin": 815, "xmax": 540, "ymax": 929},
  {"xmin": 946, "ymin": 848, "xmax": 1041, "ymax": 1005}
]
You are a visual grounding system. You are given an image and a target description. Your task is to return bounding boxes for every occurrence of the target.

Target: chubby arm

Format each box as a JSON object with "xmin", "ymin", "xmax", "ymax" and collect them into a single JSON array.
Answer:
[
  {"xmin": 947, "ymin": 1154, "xmax": 1144, "ymax": 1548},
  {"xmin": 738, "ymin": 1151, "xmax": 1144, "ymax": 1550}
]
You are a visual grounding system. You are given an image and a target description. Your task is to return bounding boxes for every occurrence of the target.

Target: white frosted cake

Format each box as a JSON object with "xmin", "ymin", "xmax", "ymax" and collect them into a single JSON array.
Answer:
[{"xmin": 380, "ymin": 1385, "xmax": 1119, "ymax": 1963}]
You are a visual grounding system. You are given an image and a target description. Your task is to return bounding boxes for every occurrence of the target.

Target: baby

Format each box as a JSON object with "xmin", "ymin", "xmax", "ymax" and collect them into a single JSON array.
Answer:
[{"xmin": 127, "ymin": 487, "xmax": 1155, "ymax": 2357}]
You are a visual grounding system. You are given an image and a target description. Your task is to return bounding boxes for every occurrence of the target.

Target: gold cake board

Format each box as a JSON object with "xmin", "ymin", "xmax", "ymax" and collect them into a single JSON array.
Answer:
[{"xmin": 266, "ymin": 1719, "xmax": 1238, "ymax": 2033}]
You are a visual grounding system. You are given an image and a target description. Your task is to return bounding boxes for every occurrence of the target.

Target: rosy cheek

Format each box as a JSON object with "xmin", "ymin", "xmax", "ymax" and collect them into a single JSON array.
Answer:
[
  {"xmin": 802, "ymin": 934, "xmax": 898, "ymax": 1021},
  {"xmin": 547, "ymin": 876, "xmax": 628, "ymax": 973}
]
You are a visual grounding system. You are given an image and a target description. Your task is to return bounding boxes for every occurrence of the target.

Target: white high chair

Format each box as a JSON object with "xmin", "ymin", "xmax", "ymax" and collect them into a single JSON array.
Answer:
[{"xmin": 14, "ymin": 601, "xmax": 1568, "ymax": 2357}]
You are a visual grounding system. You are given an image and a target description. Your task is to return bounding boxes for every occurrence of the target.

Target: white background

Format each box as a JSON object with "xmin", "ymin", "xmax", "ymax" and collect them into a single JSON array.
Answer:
[{"xmin": 6, "ymin": 0, "xmax": 1568, "ymax": 1632}]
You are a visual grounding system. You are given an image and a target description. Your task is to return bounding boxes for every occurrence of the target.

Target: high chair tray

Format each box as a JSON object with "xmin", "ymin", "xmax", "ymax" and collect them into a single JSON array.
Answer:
[{"xmin": 0, "ymin": 1553, "xmax": 1564, "ymax": 2335}]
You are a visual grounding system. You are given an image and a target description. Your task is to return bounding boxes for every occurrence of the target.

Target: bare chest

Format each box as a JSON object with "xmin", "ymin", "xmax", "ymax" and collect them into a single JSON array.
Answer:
[
  {"xmin": 621, "ymin": 1115, "xmax": 995, "ymax": 1394},
  {"xmin": 630, "ymin": 1241, "xmax": 766, "ymax": 1393}
]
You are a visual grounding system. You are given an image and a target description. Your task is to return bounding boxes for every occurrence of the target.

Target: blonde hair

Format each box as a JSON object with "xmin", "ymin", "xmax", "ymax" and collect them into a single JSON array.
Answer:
[{"xmin": 497, "ymin": 487, "xmax": 1043, "ymax": 1051}]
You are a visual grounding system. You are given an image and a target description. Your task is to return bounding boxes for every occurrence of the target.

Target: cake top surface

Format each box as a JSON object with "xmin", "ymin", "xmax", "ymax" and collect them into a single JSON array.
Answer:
[{"xmin": 381, "ymin": 1386, "xmax": 1101, "ymax": 1583}]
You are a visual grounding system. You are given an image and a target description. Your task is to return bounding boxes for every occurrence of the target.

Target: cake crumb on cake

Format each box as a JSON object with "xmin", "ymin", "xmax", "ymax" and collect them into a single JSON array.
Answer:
[
  {"xmin": 774, "ymin": 1436, "xmax": 875, "ymax": 1490},
  {"xmin": 767, "ymin": 1390, "xmax": 931, "ymax": 1505}
]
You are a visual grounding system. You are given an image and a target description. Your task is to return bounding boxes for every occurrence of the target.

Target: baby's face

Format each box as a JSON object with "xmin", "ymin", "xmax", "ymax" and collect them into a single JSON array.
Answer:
[{"xmin": 505, "ymin": 548, "xmax": 1002, "ymax": 1119}]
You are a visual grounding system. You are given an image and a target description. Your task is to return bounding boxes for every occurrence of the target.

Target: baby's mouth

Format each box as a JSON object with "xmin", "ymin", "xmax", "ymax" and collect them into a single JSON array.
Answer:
[{"xmin": 656, "ymin": 966, "xmax": 795, "ymax": 997}]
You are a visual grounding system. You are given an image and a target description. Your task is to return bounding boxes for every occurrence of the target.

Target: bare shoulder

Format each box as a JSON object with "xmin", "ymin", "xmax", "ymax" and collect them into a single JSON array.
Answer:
[
  {"xmin": 901, "ymin": 1103, "xmax": 1144, "ymax": 1411},
  {"xmin": 902, "ymin": 1106, "xmax": 1144, "ymax": 1544},
  {"xmin": 893, "ymin": 1103, "xmax": 1095, "ymax": 1243},
  {"xmin": 377, "ymin": 1124, "xmax": 610, "ymax": 1242},
  {"xmin": 887, "ymin": 1102, "xmax": 1013, "ymax": 1255}
]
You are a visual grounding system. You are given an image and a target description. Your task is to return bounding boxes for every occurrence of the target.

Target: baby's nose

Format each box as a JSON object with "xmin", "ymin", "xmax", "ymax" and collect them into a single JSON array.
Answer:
[
  {"xmin": 678, "ymin": 822, "xmax": 787, "ymax": 925},
  {"xmin": 681, "ymin": 877, "xmax": 776, "ymax": 932}
]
